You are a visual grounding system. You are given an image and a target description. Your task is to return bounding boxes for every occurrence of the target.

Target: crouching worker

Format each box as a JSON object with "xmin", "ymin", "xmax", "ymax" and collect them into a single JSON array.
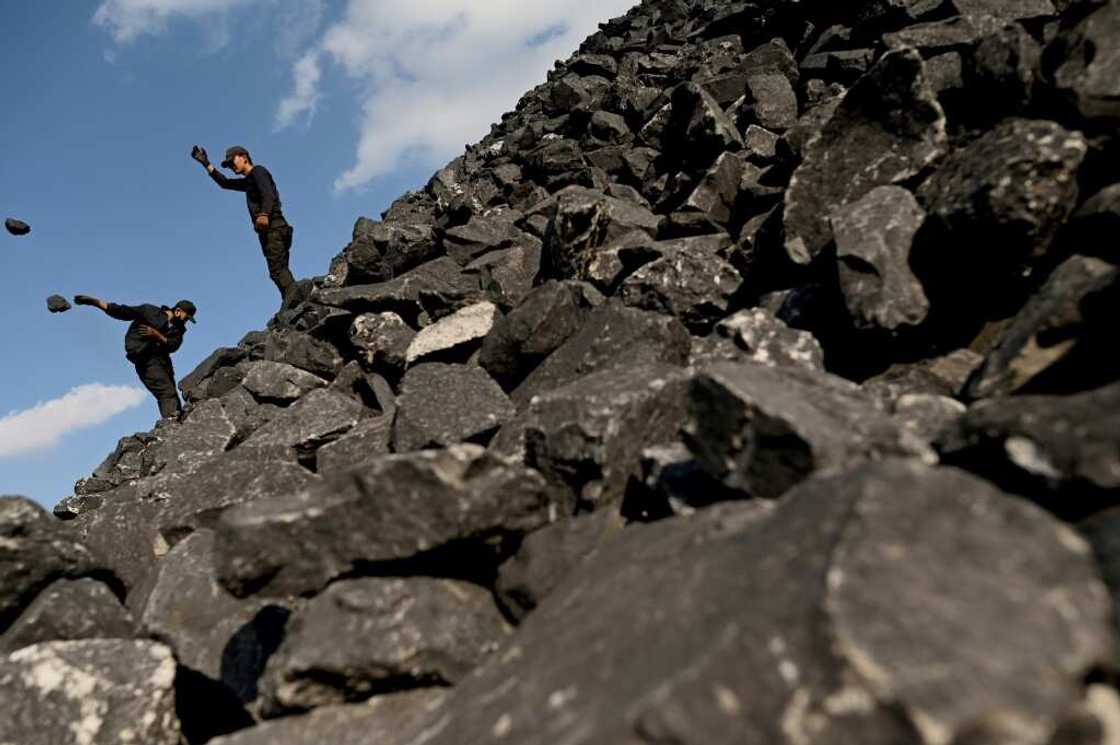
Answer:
[{"xmin": 74, "ymin": 294, "xmax": 197, "ymax": 419}]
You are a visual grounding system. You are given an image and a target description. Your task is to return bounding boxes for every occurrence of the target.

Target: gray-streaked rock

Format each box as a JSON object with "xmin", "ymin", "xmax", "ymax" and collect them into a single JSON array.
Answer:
[
  {"xmin": 349, "ymin": 311, "xmax": 416, "ymax": 375},
  {"xmin": 712, "ymin": 308, "xmax": 825, "ymax": 371},
  {"xmin": 312, "ymin": 257, "xmax": 482, "ymax": 325},
  {"xmin": 180, "ymin": 347, "xmax": 249, "ymax": 403},
  {"xmin": 1, "ymin": 497, "xmax": 102, "ymax": 633},
  {"xmin": 405, "ymin": 302, "xmax": 499, "ymax": 366},
  {"xmin": 0, "ymin": 640, "xmax": 180, "ymax": 745},
  {"xmin": 241, "ymin": 360, "xmax": 326, "ymax": 403},
  {"xmin": 260, "ymin": 577, "xmax": 509, "ymax": 715},
  {"xmin": 831, "ymin": 185, "xmax": 930, "ymax": 331},
  {"xmin": 686, "ymin": 361, "xmax": 935, "ymax": 499},
  {"xmin": 618, "ymin": 242, "xmax": 741, "ymax": 333},
  {"xmin": 540, "ymin": 186, "xmax": 660, "ymax": 282},
  {"xmin": 343, "ymin": 221, "xmax": 439, "ymax": 284},
  {"xmin": 784, "ymin": 49, "xmax": 947, "ymax": 265},
  {"xmin": 516, "ymin": 362, "xmax": 691, "ymax": 509},
  {"xmin": 144, "ymin": 398, "xmax": 236, "ymax": 475},
  {"xmin": 393, "ymin": 364, "xmax": 515, "ymax": 451},
  {"xmin": 238, "ymin": 389, "xmax": 365, "ymax": 464},
  {"xmin": 135, "ymin": 531, "xmax": 292, "ymax": 704},
  {"xmin": 216, "ymin": 445, "xmax": 563, "ymax": 598},
  {"xmin": 348, "ymin": 460, "xmax": 1113, "ymax": 745},
  {"xmin": 665, "ymin": 81, "xmax": 744, "ymax": 166},
  {"xmin": 262, "ymin": 329, "xmax": 343, "ymax": 380},
  {"xmin": 918, "ymin": 118, "xmax": 1087, "ymax": 266},
  {"xmin": 316, "ymin": 416, "xmax": 392, "ymax": 474},
  {"xmin": 0, "ymin": 579, "xmax": 132, "ymax": 654},
  {"xmin": 511, "ymin": 302, "xmax": 691, "ymax": 408}
]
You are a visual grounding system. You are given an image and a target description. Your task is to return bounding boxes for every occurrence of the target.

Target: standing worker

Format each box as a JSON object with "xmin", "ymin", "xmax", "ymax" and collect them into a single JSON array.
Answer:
[
  {"xmin": 73, "ymin": 294, "xmax": 196, "ymax": 420},
  {"xmin": 191, "ymin": 145, "xmax": 297, "ymax": 308}
]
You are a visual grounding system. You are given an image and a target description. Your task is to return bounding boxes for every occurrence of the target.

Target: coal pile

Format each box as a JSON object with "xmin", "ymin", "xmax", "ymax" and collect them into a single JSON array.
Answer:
[{"xmin": 5, "ymin": 0, "xmax": 1120, "ymax": 743}]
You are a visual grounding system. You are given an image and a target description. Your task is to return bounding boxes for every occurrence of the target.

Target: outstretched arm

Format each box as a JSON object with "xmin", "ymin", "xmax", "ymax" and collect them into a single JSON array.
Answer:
[
  {"xmin": 73, "ymin": 295, "xmax": 141, "ymax": 321},
  {"xmin": 191, "ymin": 145, "xmax": 248, "ymax": 191}
]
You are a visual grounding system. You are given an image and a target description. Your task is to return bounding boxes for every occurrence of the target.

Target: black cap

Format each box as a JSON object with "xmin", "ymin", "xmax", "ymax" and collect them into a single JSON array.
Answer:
[
  {"xmin": 221, "ymin": 146, "xmax": 249, "ymax": 169},
  {"xmin": 174, "ymin": 299, "xmax": 197, "ymax": 323}
]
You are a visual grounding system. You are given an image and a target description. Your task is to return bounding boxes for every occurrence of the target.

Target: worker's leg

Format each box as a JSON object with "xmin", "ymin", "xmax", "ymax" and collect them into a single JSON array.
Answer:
[
  {"xmin": 259, "ymin": 221, "xmax": 296, "ymax": 304},
  {"xmin": 134, "ymin": 355, "xmax": 182, "ymax": 419}
]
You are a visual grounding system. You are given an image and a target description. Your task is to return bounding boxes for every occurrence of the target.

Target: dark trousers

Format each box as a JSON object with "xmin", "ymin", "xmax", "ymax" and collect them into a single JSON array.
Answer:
[
  {"xmin": 257, "ymin": 219, "xmax": 296, "ymax": 304},
  {"xmin": 132, "ymin": 354, "xmax": 181, "ymax": 419}
]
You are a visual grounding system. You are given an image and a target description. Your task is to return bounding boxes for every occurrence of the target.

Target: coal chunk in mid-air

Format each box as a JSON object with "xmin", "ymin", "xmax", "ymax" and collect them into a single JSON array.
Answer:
[
  {"xmin": 46, "ymin": 295, "xmax": 71, "ymax": 313},
  {"xmin": 5, "ymin": 218, "xmax": 30, "ymax": 236}
]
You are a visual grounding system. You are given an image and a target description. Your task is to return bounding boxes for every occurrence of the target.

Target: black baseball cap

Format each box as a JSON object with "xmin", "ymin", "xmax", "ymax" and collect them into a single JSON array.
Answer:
[
  {"xmin": 221, "ymin": 146, "xmax": 250, "ymax": 169},
  {"xmin": 174, "ymin": 299, "xmax": 197, "ymax": 323}
]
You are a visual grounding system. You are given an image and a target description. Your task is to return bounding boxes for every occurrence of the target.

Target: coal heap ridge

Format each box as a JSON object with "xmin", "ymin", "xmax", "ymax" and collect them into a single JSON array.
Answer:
[{"xmin": 4, "ymin": 0, "xmax": 1120, "ymax": 743}]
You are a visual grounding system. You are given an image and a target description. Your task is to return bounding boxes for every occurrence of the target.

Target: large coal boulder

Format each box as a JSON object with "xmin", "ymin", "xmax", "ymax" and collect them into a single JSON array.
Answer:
[
  {"xmin": 262, "ymin": 329, "xmax": 343, "ymax": 380},
  {"xmin": 478, "ymin": 280, "xmax": 604, "ymax": 389},
  {"xmin": 404, "ymin": 301, "xmax": 499, "ymax": 366},
  {"xmin": 315, "ymin": 416, "xmax": 392, "ymax": 474},
  {"xmin": 179, "ymin": 347, "xmax": 249, "ymax": 403},
  {"xmin": 259, "ymin": 577, "xmax": 509, "ymax": 715},
  {"xmin": 237, "ymin": 389, "xmax": 365, "ymax": 464},
  {"xmin": 330, "ymin": 460, "xmax": 1114, "ymax": 745},
  {"xmin": 686, "ymin": 361, "xmax": 935, "ymax": 499},
  {"xmin": 940, "ymin": 381, "xmax": 1120, "ymax": 518},
  {"xmin": 513, "ymin": 362, "xmax": 691, "ymax": 509},
  {"xmin": 393, "ymin": 363, "xmax": 515, "ymax": 451},
  {"xmin": 784, "ymin": 49, "xmax": 947, "ymax": 265},
  {"xmin": 495, "ymin": 509, "xmax": 620, "ymax": 622},
  {"xmin": 0, "ymin": 579, "xmax": 133, "ymax": 654},
  {"xmin": 830, "ymin": 185, "xmax": 930, "ymax": 332},
  {"xmin": 511, "ymin": 302, "xmax": 691, "ymax": 408},
  {"xmin": 216, "ymin": 445, "xmax": 564, "ymax": 598},
  {"xmin": 710, "ymin": 308, "xmax": 825, "ymax": 371},
  {"xmin": 341, "ymin": 220, "xmax": 439, "ymax": 284},
  {"xmin": 135, "ymin": 531, "xmax": 292, "ymax": 705},
  {"xmin": 208, "ymin": 690, "xmax": 447, "ymax": 745},
  {"xmin": 1043, "ymin": 0, "xmax": 1120, "ymax": 131},
  {"xmin": 537, "ymin": 186, "xmax": 660, "ymax": 282},
  {"xmin": 916, "ymin": 118, "xmax": 1087, "ymax": 277},
  {"xmin": 313, "ymin": 257, "xmax": 483, "ymax": 325},
  {"xmin": 1, "ymin": 497, "xmax": 105, "ymax": 633},
  {"xmin": 349, "ymin": 311, "xmax": 416, "ymax": 376},
  {"xmin": 71, "ymin": 454, "xmax": 318, "ymax": 594},
  {"xmin": 618, "ymin": 240, "xmax": 742, "ymax": 333},
  {"xmin": 0, "ymin": 640, "xmax": 180, "ymax": 745},
  {"xmin": 242, "ymin": 360, "xmax": 326, "ymax": 403}
]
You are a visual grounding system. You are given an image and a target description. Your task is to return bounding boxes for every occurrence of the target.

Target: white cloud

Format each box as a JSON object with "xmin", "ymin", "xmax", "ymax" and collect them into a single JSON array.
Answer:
[
  {"xmin": 92, "ymin": 0, "xmax": 254, "ymax": 44},
  {"xmin": 275, "ymin": 0, "xmax": 637, "ymax": 191},
  {"xmin": 0, "ymin": 385, "xmax": 148, "ymax": 459},
  {"xmin": 275, "ymin": 50, "xmax": 324, "ymax": 130}
]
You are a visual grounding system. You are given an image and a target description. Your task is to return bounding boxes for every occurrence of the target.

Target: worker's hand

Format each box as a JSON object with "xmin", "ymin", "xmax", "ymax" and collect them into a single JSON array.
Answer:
[
  {"xmin": 254, "ymin": 214, "xmax": 269, "ymax": 231},
  {"xmin": 191, "ymin": 145, "xmax": 210, "ymax": 167},
  {"xmin": 137, "ymin": 325, "xmax": 163, "ymax": 340},
  {"xmin": 73, "ymin": 294, "xmax": 99, "ymax": 307}
]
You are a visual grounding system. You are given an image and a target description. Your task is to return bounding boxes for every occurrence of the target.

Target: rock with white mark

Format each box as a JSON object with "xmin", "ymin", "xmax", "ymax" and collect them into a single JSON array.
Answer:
[
  {"xmin": 712, "ymin": 308, "xmax": 825, "ymax": 371},
  {"xmin": 830, "ymin": 185, "xmax": 930, "ymax": 331},
  {"xmin": 393, "ymin": 364, "xmax": 515, "ymax": 451},
  {"xmin": 784, "ymin": 49, "xmax": 947, "ymax": 265},
  {"xmin": 216, "ymin": 445, "xmax": 563, "ymax": 598},
  {"xmin": 259, "ymin": 577, "xmax": 509, "ymax": 715},
  {"xmin": 686, "ymin": 361, "xmax": 935, "ymax": 498},
  {"xmin": 0, "ymin": 579, "xmax": 132, "ymax": 654},
  {"xmin": 242, "ymin": 361, "xmax": 326, "ymax": 403},
  {"xmin": 0, "ymin": 640, "xmax": 180, "ymax": 745},
  {"xmin": 405, "ymin": 302, "xmax": 500, "ymax": 366}
]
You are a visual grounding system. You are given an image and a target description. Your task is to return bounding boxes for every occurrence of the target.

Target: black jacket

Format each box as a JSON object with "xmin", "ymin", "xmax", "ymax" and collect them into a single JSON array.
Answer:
[
  {"xmin": 105, "ymin": 303, "xmax": 186, "ymax": 361},
  {"xmin": 208, "ymin": 165, "xmax": 284, "ymax": 223}
]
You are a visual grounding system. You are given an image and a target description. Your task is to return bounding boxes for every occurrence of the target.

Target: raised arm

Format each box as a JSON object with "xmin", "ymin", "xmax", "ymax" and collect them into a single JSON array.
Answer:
[
  {"xmin": 73, "ymin": 295, "xmax": 142, "ymax": 321},
  {"xmin": 191, "ymin": 145, "xmax": 249, "ymax": 191}
]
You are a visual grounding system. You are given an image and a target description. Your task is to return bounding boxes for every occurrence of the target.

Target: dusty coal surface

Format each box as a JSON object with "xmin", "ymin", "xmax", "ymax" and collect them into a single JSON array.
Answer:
[{"xmin": 6, "ymin": 1, "xmax": 1120, "ymax": 743}]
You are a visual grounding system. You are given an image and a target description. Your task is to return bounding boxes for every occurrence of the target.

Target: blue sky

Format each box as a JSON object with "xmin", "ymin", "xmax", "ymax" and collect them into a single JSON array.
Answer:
[{"xmin": 0, "ymin": 0, "xmax": 635, "ymax": 507}]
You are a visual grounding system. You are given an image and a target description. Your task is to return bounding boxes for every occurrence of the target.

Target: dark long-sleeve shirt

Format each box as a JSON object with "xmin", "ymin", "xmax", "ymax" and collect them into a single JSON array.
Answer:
[
  {"xmin": 105, "ymin": 303, "xmax": 186, "ymax": 361},
  {"xmin": 208, "ymin": 165, "xmax": 284, "ymax": 223}
]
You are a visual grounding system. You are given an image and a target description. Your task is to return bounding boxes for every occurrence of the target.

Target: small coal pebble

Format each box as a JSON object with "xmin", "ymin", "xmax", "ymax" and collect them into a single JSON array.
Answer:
[
  {"xmin": 47, "ymin": 295, "xmax": 71, "ymax": 313},
  {"xmin": 5, "ymin": 218, "xmax": 31, "ymax": 236}
]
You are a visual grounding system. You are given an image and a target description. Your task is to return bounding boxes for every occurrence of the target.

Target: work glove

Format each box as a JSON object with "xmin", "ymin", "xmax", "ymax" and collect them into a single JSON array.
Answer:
[
  {"xmin": 191, "ymin": 145, "xmax": 210, "ymax": 167},
  {"xmin": 73, "ymin": 294, "xmax": 99, "ymax": 306}
]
